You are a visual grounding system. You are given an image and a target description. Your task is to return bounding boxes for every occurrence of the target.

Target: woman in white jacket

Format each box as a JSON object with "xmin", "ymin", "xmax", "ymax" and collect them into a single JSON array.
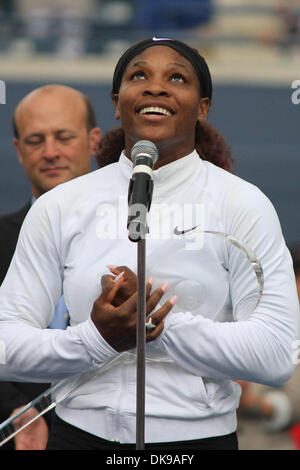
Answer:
[{"xmin": 0, "ymin": 38, "xmax": 298, "ymax": 450}]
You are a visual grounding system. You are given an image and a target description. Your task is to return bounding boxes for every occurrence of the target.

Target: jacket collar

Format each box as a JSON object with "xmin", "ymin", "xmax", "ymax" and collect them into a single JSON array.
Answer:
[{"xmin": 118, "ymin": 150, "xmax": 204, "ymax": 201}]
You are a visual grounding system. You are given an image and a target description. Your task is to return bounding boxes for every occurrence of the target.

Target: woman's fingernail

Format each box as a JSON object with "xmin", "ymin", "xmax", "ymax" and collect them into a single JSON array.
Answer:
[
  {"xmin": 147, "ymin": 277, "xmax": 153, "ymax": 285},
  {"xmin": 161, "ymin": 282, "xmax": 170, "ymax": 293},
  {"xmin": 113, "ymin": 271, "xmax": 125, "ymax": 283},
  {"xmin": 107, "ymin": 264, "xmax": 118, "ymax": 270},
  {"xmin": 169, "ymin": 295, "xmax": 178, "ymax": 306}
]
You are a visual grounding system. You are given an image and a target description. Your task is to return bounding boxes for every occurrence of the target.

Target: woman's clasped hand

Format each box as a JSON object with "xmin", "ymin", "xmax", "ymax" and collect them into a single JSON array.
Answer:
[{"xmin": 91, "ymin": 265, "xmax": 177, "ymax": 351}]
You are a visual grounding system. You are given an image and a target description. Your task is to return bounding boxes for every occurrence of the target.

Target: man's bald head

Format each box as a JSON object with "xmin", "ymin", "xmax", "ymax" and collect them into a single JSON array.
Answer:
[
  {"xmin": 13, "ymin": 84, "xmax": 97, "ymax": 139},
  {"xmin": 13, "ymin": 84, "xmax": 101, "ymax": 198}
]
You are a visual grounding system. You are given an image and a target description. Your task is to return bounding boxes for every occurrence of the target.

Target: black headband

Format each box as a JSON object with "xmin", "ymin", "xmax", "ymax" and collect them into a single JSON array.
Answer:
[{"xmin": 112, "ymin": 37, "xmax": 212, "ymax": 100}]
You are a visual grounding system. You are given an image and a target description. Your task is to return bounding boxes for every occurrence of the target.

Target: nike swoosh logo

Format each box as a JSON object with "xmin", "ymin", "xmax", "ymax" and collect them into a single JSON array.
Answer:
[
  {"xmin": 221, "ymin": 263, "xmax": 229, "ymax": 272},
  {"xmin": 173, "ymin": 225, "xmax": 199, "ymax": 236}
]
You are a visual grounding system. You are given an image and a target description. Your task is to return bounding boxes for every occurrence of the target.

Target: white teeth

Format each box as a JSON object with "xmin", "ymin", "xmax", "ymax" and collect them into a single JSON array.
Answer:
[{"xmin": 139, "ymin": 107, "xmax": 171, "ymax": 116}]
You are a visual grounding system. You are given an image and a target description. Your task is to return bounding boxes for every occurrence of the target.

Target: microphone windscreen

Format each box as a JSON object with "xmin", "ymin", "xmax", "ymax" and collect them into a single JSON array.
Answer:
[{"xmin": 131, "ymin": 140, "xmax": 159, "ymax": 166}]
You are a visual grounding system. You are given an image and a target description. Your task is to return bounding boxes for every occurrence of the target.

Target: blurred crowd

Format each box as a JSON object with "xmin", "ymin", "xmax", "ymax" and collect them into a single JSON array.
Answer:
[
  {"xmin": 0, "ymin": 0, "xmax": 214, "ymax": 57},
  {"xmin": 0, "ymin": 1, "xmax": 298, "ymax": 58}
]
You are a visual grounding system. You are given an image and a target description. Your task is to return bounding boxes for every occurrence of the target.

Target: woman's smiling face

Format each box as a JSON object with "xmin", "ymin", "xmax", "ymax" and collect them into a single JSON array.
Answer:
[{"xmin": 113, "ymin": 45, "xmax": 209, "ymax": 166}]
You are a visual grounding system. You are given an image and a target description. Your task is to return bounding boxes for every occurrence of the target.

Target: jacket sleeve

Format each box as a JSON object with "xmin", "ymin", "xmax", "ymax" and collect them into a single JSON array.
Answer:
[
  {"xmin": 155, "ymin": 184, "xmax": 300, "ymax": 387},
  {"xmin": 0, "ymin": 195, "xmax": 118, "ymax": 383}
]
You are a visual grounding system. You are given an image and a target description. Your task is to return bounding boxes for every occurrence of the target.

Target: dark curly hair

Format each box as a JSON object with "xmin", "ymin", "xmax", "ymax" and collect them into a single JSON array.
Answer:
[{"xmin": 95, "ymin": 120, "xmax": 234, "ymax": 172}]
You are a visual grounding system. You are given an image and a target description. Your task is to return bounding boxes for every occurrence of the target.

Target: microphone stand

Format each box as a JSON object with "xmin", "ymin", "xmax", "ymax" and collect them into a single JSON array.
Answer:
[
  {"xmin": 127, "ymin": 179, "xmax": 153, "ymax": 451},
  {"xmin": 136, "ymin": 235, "xmax": 146, "ymax": 450}
]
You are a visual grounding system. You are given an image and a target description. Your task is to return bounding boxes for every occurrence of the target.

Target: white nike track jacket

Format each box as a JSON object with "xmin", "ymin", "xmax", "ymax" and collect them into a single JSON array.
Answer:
[{"xmin": 0, "ymin": 151, "xmax": 298, "ymax": 443}]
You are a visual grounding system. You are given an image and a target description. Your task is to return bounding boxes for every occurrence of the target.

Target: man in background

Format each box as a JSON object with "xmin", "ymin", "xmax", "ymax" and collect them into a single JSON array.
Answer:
[{"xmin": 0, "ymin": 84, "xmax": 101, "ymax": 450}]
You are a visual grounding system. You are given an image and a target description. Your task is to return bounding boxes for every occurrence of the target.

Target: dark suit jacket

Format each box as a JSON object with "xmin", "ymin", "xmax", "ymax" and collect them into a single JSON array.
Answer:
[
  {"xmin": 0, "ymin": 203, "xmax": 30, "ymax": 284},
  {"xmin": 0, "ymin": 203, "xmax": 51, "ymax": 449}
]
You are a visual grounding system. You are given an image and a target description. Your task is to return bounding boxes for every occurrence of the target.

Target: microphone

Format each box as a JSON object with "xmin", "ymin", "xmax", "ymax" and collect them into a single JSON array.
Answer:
[{"xmin": 127, "ymin": 140, "xmax": 158, "ymax": 242}]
